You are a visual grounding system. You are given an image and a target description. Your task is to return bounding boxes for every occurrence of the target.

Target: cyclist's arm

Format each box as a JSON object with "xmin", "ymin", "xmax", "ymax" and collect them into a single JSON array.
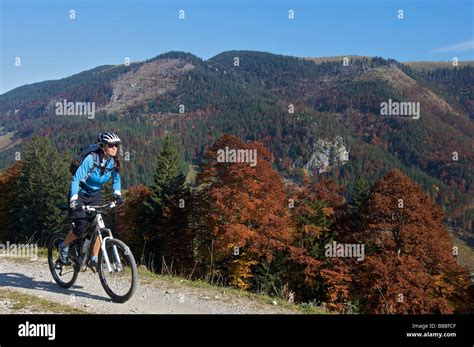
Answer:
[
  {"xmin": 70, "ymin": 154, "xmax": 94, "ymax": 201},
  {"xmin": 112, "ymin": 162, "xmax": 121, "ymax": 196}
]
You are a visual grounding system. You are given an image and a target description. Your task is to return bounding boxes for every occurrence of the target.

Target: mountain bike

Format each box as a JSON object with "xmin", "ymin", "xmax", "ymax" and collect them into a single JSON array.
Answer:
[{"xmin": 48, "ymin": 201, "xmax": 137, "ymax": 303}]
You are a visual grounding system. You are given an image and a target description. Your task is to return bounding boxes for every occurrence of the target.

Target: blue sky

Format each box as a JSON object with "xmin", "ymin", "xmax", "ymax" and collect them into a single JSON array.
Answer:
[{"xmin": 1, "ymin": 0, "xmax": 472, "ymax": 94}]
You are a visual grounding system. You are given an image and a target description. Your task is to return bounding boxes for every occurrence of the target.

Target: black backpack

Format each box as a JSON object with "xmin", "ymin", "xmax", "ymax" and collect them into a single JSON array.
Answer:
[
  {"xmin": 70, "ymin": 144, "xmax": 117, "ymax": 178},
  {"xmin": 69, "ymin": 144, "xmax": 101, "ymax": 175}
]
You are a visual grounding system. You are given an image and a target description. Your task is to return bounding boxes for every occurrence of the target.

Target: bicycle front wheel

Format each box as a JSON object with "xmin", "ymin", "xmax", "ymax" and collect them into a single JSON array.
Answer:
[{"xmin": 98, "ymin": 238, "xmax": 137, "ymax": 303}]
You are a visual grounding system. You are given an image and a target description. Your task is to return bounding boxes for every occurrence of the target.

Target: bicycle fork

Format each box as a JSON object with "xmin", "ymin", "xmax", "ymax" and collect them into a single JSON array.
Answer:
[{"xmin": 99, "ymin": 229, "xmax": 123, "ymax": 273}]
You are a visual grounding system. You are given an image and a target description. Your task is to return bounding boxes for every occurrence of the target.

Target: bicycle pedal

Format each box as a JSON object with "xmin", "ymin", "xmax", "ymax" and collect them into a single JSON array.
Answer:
[{"xmin": 55, "ymin": 259, "xmax": 71, "ymax": 268}]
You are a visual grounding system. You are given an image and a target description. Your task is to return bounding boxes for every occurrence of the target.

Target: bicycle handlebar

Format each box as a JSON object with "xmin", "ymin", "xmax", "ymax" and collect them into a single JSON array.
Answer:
[
  {"xmin": 81, "ymin": 201, "xmax": 118, "ymax": 212},
  {"xmin": 59, "ymin": 200, "xmax": 123, "ymax": 212}
]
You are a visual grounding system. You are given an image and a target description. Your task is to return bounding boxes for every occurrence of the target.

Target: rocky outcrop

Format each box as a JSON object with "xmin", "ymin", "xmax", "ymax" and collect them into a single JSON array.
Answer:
[{"xmin": 293, "ymin": 136, "xmax": 349, "ymax": 174}]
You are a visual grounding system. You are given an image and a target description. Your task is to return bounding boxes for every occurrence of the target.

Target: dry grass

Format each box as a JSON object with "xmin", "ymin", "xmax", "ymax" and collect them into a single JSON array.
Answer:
[
  {"xmin": 403, "ymin": 61, "xmax": 474, "ymax": 71},
  {"xmin": 306, "ymin": 55, "xmax": 370, "ymax": 64},
  {"xmin": 0, "ymin": 131, "xmax": 21, "ymax": 150},
  {"xmin": 0, "ymin": 288, "xmax": 87, "ymax": 314}
]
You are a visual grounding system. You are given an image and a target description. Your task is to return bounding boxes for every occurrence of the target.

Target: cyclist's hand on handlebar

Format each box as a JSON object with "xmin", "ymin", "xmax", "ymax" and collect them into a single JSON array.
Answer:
[
  {"xmin": 69, "ymin": 199, "xmax": 84, "ymax": 210},
  {"xmin": 69, "ymin": 199, "xmax": 78, "ymax": 209},
  {"xmin": 114, "ymin": 193, "xmax": 124, "ymax": 206}
]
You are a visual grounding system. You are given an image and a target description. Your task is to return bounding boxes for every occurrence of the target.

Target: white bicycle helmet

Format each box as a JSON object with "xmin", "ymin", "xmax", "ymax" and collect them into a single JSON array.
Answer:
[{"xmin": 98, "ymin": 132, "xmax": 121, "ymax": 145}]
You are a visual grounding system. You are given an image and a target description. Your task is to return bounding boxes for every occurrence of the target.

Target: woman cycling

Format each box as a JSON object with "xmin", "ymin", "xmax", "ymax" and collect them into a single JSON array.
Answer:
[{"xmin": 58, "ymin": 132, "xmax": 124, "ymax": 268}]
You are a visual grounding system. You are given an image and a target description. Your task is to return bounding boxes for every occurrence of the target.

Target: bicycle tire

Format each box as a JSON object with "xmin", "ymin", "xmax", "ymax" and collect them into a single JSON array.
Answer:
[
  {"xmin": 48, "ymin": 233, "xmax": 79, "ymax": 289},
  {"xmin": 98, "ymin": 238, "xmax": 137, "ymax": 303}
]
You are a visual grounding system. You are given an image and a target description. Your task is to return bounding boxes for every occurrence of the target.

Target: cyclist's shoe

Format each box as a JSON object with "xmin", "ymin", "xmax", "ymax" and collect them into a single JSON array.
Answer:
[
  {"xmin": 57, "ymin": 241, "xmax": 71, "ymax": 266},
  {"xmin": 88, "ymin": 256, "xmax": 98, "ymax": 272}
]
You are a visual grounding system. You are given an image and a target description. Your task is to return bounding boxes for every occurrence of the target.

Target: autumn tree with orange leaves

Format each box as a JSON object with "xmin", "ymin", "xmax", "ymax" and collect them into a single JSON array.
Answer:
[
  {"xmin": 115, "ymin": 184, "xmax": 151, "ymax": 264},
  {"xmin": 191, "ymin": 134, "xmax": 292, "ymax": 289},
  {"xmin": 353, "ymin": 169, "xmax": 470, "ymax": 313}
]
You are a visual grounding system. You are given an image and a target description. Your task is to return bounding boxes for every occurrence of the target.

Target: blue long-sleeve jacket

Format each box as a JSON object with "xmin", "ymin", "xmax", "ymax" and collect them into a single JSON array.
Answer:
[{"xmin": 69, "ymin": 154, "xmax": 121, "ymax": 200}]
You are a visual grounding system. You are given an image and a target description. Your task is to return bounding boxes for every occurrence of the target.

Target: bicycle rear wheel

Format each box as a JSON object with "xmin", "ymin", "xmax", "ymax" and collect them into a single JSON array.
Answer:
[
  {"xmin": 48, "ymin": 233, "xmax": 79, "ymax": 288},
  {"xmin": 98, "ymin": 238, "xmax": 137, "ymax": 303}
]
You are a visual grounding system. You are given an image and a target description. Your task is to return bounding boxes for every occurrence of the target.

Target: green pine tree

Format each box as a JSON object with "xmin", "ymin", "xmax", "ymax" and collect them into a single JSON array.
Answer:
[
  {"xmin": 144, "ymin": 136, "xmax": 185, "ymax": 216},
  {"xmin": 13, "ymin": 136, "xmax": 70, "ymax": 245},
  {"xmin": 349, "ymin": 176, "xmax": 370, "ymax": 230},
  {"xmin": 142, "ymin": 135, "xmax": 188, "ymax": 269}
]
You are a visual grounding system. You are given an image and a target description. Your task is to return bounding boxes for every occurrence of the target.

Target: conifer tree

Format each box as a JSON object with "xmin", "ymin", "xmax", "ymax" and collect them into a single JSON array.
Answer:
[{"xmin": 13, "ymin": 136, "xmax": 70, "ymax": 245}]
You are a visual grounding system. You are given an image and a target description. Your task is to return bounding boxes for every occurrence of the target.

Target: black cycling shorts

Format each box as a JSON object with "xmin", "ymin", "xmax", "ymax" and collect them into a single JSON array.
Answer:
[{"xmin": 68, "ymin": 191, "xmax": 102, "ymax": 238}]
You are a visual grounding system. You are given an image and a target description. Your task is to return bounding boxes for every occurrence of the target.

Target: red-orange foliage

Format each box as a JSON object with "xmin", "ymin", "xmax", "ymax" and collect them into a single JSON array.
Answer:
[
  {"xmin": 116, "ymin": 188, "xmax": 194, "ymax": 274},
  {"xmin": 355, "ymin": 169, "xmax": 470, "ymax": 313},
  {"xmin": 115, "ymin": 184, "xmax": 151, "ymax": 263},
  {"xmin": 193, "ymin": 134, "xmax": 292, "ymax": 288},
  {"xmin": 0, "ymin": 162, "xmax": 22, "ymax": 242}
]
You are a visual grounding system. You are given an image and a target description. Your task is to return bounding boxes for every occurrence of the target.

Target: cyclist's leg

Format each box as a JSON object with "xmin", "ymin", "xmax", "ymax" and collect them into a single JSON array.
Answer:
[
  {"xmin": 65, "ymin": 190, "xmax": 85, "ymax": 238},
  {"xmin": 58, "ymin": 194, "xmax": 87, "ymax": 263},
  {"xmin": 58, "ymin": 227, "xmax": 77, "ymax": 265},
  {"xmin": 64, "ymin": 228, "xmax": 77, "ymax": 246},
  {"xmin": 92, "ymin": 236, "xmax": 101, "ymax": 257},
  {"xmin": 69, "ymin": 194, "xmax": 89, "ymax": 239},
  {"xmin": 87, "ymin": 236, "xmax": 101, "ymax": 269},
  {"xmin": 85, "ymin": 192, "xmax": 102, "ymax": 267}
]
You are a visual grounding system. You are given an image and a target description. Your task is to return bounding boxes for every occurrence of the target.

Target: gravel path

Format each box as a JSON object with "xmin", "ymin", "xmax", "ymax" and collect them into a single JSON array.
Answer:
[{"xmin": 0, "ymin": 258, "xmax": 298, "ymax": 314}]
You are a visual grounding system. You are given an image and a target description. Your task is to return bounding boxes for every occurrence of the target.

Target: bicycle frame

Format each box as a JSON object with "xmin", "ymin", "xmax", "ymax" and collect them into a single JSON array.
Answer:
[{"xmin": 78, "ymin": 202, "xmax": 124, "ymax": 273}]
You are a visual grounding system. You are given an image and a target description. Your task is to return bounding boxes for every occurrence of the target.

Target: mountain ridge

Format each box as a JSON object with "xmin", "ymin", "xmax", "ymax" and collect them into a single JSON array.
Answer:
[{"xmin": 0, "ymin": 50, "xmax": 472, "ymax": 231}]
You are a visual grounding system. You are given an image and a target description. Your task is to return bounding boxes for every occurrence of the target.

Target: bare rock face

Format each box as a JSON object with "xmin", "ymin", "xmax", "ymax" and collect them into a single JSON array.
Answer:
[
  {"xmin": 293, "ymin": 136, "xmax": 349, "ymax": 174},
  {"xmin": 100, "ymin": 59, "xmax": 195, "ymax": 114}
]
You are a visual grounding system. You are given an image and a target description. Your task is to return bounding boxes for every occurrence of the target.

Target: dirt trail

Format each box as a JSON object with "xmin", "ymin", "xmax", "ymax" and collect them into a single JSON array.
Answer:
[{"xmin": 0, "ymin": 258, "xmax": 298, "ymax": 314}]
